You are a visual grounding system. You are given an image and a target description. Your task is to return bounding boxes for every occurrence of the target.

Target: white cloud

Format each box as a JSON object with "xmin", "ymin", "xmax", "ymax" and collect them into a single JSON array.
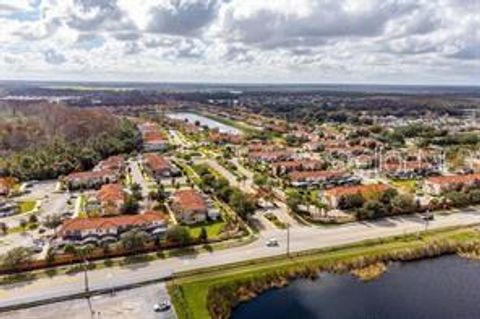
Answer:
[{"xmin": 0, "ymin": 0, "xmax": 478, "ymax": 84}]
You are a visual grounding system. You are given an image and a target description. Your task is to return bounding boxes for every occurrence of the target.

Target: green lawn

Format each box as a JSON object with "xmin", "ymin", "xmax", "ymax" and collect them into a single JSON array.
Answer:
[
  {"xmin": 390, "ymin": 179, "xmax": 417, "ymax": 194},
  {"xmin": 168, "ymin": 227, "xmax": 480, "ymax": 319},
  {"xmin": 19, "ymin": 200, "xmax": 36, "ymax": 213},
  {"xmin": 187, "ymin": 219, "xmax": 226, "ymax": 239}
]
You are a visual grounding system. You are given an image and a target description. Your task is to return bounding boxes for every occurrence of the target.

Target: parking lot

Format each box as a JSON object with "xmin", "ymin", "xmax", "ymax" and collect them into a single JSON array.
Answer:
[
  {"xmin": 0, "ymin": 180, "xmax": 73, "ymax": 255},
  {"xmin": 0, "ymin": 283, "xmax": 177, "ymax": 319}
]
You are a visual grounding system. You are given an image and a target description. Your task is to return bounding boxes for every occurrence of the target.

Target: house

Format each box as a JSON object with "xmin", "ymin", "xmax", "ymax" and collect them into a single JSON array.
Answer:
[
  {"xmin": 143, "ymin": 131, "xmax": 169, "ymax": 152},
  {"xmin": 424, "ymin": 173, "xmax": 480, "ymax": 195},
  {"xmin": 0, "ymin": 200, "xmax": 18, "ymax": 217},
  {"xmin": 354, "ymin": 154, "xmax": 375, "ymax": 169},
  {"xmin": 272, "ymin": 160, "xmax": 324, "ymax": 175},
  {"xmin": 382, "ymin": 161, "xmax": 438, "ymax": 180},
  {"xmin": 58, "ymin": 211, "xmax": 168, "ymax": 244},
  {"xmin": 96, "ymin": 183, "xmax": 125, "ymax": 216},
  {"xmin": 0, "ymin": 177, "xmax": 16, "ymax": 197},
  {"xmin": 0, "ymin": 180, "xmax": 9, "ymax": 196},
  {"xmin": 303, "ymin": 141, "xmax": 324, "ymax": 152},
  {"xmin": 95, "ymin": 156, "xmax": 125, "ymax": 175},
  {"xmin": 170, "ymin": 189, "xmax": 215, "ymax": 224},
  {"xmin": 324, "ymin": 183, "xmax": 390, "ymax": 208},
  {"xmin": 64, "ymin": 170, "xmax": 117, "ymax": 190},
  {"xmin": 138, "ymin": 122, "xmax": 169, "ymax": 151},
  {"xmin": 209, "ymin": 131, "xmax": 243, "ymax": 145},
  {"xmin": 143, "ymin": 153, "xmax": 179, "ymax": 179},
  {"xmin": 288, "ymin": 170, "xmax": 354, "ymax": 187},
  {"xmin": 248, "ymin": 150, "xmax": 293, "ymax": 163}
]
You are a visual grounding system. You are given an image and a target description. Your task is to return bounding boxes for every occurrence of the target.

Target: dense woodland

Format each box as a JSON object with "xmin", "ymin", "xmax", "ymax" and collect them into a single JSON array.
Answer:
[{"xmin": 0, "ymin": 103, "xmax": 141, "ymax": 180}]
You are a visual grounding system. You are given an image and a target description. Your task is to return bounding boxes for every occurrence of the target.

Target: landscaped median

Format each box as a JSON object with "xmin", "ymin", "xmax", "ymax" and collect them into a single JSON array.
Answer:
[{"xmin": 167, "ymin": 226, "xmax": 480, "ymax": 319}]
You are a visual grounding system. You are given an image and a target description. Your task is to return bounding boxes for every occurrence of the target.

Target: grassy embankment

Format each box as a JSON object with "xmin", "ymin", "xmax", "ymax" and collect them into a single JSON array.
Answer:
[{"xmin": 168, "ymin": 226, "xmax": 480, "ymax": 319}]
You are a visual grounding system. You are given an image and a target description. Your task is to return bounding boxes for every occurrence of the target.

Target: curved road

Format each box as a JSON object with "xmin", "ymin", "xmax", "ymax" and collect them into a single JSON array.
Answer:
[{"xmin": 1, "ymin": 208, "xmax": 480, "ymax": 309}]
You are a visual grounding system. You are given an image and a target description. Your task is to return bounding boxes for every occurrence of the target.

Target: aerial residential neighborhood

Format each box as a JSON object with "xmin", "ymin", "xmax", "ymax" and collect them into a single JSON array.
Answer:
[
  {"xmin": 0, "ymin": 1, "xmax": 479, "ymax": 319},
  {"xmin": 1, "ymin": 88, "xmax": 480, "ymax": 318}
]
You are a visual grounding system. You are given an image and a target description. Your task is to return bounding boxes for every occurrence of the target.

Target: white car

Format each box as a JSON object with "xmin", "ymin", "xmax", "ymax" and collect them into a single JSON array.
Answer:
[
  {"xmin": 153, "ymin": 299, "xmax": 171, "ymax": 312},
  {"xmin": 266, "ymin": 238, "xmax": 279, "ymax": 247}
]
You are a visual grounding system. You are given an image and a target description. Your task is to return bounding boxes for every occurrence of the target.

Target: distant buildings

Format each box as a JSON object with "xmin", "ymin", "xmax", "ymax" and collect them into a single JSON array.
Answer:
[
  {"xmin": 248, "ymin": 150, "xmax": 294, "ymax": 163},
  {"xmin": 271, "ymin": 159, "xmax": 324, "ymax": 176}
]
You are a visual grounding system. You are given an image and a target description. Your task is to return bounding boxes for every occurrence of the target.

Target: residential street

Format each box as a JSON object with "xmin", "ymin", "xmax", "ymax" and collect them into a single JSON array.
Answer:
[
  {"xmin": 2, "ymin": 208, "xmax": 480, "ymax": 309},
  {"xmin": 128, "ymin": 159, "xmax": 150, "ymax": 209}
]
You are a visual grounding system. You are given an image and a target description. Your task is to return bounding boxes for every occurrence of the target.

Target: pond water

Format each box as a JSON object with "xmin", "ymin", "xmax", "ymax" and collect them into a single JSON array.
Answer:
[
  {"xmin": 166, "ymin": 112, "xmax": 241, "ymax": 135},
  {"xmin": 232, "ymin": 256, "xmax": 480, "ymax": 319}
]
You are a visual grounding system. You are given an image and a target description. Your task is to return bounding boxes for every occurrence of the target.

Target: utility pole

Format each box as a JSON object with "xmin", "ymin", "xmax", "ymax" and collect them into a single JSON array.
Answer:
[
  {"xmin": 83, "ymin": 258, "xmax": 90, "ymax": 294},
  {"xmin": 286, "ymin": 223, "xmax": 290, "ymax": 258},
  {"xmin": 83, "ymin": 258, "xmax": 95, "ymax": 319}
]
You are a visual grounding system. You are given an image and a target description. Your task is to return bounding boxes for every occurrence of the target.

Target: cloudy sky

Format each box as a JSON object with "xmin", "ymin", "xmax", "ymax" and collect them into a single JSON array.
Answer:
[{"xmin": 0, "ymin": 0, "xmax": 479, "ymax": 85}]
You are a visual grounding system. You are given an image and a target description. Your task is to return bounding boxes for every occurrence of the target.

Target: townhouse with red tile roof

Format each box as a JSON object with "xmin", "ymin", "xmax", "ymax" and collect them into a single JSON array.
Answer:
[
  {"xmin": 423, "ymin": 173, "xmax": 480, "ymax": 196},
  {"xmin": 58, "ymin": 211, "xmax": 168, "ymax": 244},
  {"xmin": 170, "ymin": 189, "xmax": 218, "ymax": 225},
  {"xmin": 289, "ymin": 170, "xmax": 355, "ymax": 187},
  {"xmin": 248, "ymin": 150, "xmax": 294, "ymax": 163},
  {"xmin": 271, "ymin": 159, "xmax": 324, "ymax": 176},
  {"xmin": 324, "ymin": 183, "xmax": 390, "ymax": 208},
  {"xmin": 143, "ymin": 153, "xmax": 180, "ymax": 179},
  {"xmin": 95, "ymin": 156, "xmax": 126, "ymax": 174},
  {"xmin": 63, "ymin": 170, "xmax": 118, "ymax": 190}
]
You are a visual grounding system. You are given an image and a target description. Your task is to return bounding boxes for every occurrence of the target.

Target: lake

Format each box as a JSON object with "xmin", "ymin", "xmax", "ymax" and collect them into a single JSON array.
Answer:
[
  {"xmin": 232, "ymin": 256, "xmax": 480, "ymax": 319},
  {"xmin": 166, "ymin": 112, "xmax": 241, "ymax": 135}
]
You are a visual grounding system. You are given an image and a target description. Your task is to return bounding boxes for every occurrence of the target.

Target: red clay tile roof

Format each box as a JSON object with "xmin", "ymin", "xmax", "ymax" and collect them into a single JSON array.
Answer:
[
  {"xmin": 289, "ymin": 170, "xmax": 346, "ymax": 181},
  {"xmin": 249, "ymin": 150, "xmax": 292, "ymax": 160},
  {"xmin": 59, "ymin": 211, "xmax": 166, "ymax": 235},
  {"xmin": 143, "ymin": 131, "xmax": 165, "ymax": 143},
  {"xmin": 381, "ymin": 161, "xmax": 432, "ymax": 172},
  {"xmin": 144, "ymin": 153, "xmax": 171, "ymax": 171},
  {"xmin": 66, "ymin": 170, "xmax": 114, "ymax": 181},
  {"xmin": 173, "ymin": 189, "xmax": 207, "ymax": 212},
  {"xmin": 272, "ymin": 161, "xmax": 303, "ymax": 169},
  {"xmin": 426, "ymin": 173, "xmax": 480, "ymax": 185},
  {"xmin": 324, "ymin": 183, "xmax": 389, "ymax": 197},
  {"xmin": 97, "ymin": 183, "xmax": 125, "ymax": 203},
  {"xmin": 98, "ymin": 156, "xmax": 125, "ymax": 171}
]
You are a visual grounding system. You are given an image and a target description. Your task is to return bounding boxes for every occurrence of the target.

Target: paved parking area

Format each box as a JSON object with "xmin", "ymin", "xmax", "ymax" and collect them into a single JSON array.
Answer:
[{"xmin": 0, "ymin": 283, "xmax": 176, "ymax": 319}]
